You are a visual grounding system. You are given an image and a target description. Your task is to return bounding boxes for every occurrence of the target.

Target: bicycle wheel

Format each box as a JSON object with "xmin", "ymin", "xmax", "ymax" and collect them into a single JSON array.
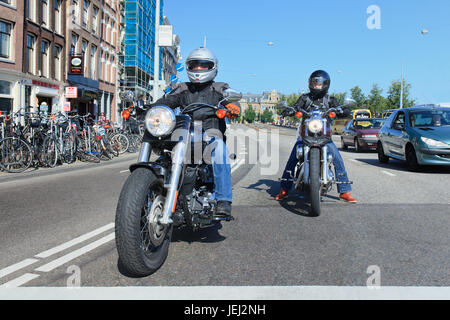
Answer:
[
  {"xmin": 110, "ymin": 133, "xmax": 129, "ymax": 154},
  {"xmin": 0, "ymin": 137, "xmax": 33, "ymax": 173},
  {"xmin": 43, "ymin": 136, "xmax": 59, "ymax": 168},
  {"xmin": 63, "ymin": 132, "xmax": 76, "ymax": 164}
]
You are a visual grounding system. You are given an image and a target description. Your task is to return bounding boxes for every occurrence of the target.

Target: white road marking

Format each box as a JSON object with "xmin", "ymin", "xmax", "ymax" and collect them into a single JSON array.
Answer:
[
  {"xmin": 119, "ymin": 170, "xmax": 129, "ymax": 173},
  {"xmin": 0, "ymin": 259, "xmax": 39, "ymax": 280},
  {"xmin": 349, "ymin": 159, "xmax": 360, "ymax": 163},
  {"xmin": 35, "ymin": 223, "xmax": 115, "ymax": 259},
  {"xmin": 35, "ymin": 233, "xmax": 115, "ymax": 273},
  {"xmin": 382, "ymin": 170, "xmax": 396, "ymax": 177},
  {"xmin": 231, "ymin": 159, "xmax": 245, "ymax": 174},
  {"xmin": 0, "ymin": 273, "xmax": 40, "ymax": 288}
]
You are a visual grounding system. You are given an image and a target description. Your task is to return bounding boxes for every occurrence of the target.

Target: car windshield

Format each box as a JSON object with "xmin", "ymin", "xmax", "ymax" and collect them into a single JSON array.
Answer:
[
  {"xmin": 409, "ymin": 109, "xmax": 450, "ymax": 127},
  {"xmin": 354, "ymin": 119, "xmax": 385, "ymax": 129}
]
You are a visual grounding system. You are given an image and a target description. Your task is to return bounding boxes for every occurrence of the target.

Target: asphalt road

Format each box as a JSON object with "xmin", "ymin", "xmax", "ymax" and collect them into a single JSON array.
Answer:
[{"xmin": 0, "ymin": 123, "xmax": 449, "ymax": 289}]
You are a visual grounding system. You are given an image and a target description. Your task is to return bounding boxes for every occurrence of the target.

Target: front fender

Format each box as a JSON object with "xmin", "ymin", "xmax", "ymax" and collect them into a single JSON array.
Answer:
[{"xmin": 129, "ymin": 163, "xmax": 167, "ymax": 178}]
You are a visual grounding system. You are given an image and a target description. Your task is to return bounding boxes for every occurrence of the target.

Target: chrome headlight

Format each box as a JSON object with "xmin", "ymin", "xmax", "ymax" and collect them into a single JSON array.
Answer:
[
  {"xmin": 308, "ymin": 119, "xmax": 323, "ymax": 133},
  {"xmin": 145, "ymin": 105, "xmax": 176, "ymax": 137}
]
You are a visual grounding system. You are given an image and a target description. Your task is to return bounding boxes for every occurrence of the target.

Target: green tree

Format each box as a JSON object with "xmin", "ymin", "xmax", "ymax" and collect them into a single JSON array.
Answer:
[
  {"xmin": 261, "ymin": 109, "xmax": 274, "ymax": 123},
  {"xmin": 331, "ymin": 92, "xmax": 347, "ymax": 106},
  {"xmin": 386, "ymin": 80, "xmax": 416, "ymax": 109},
  {"xmin": 367, "ymin": 84, "xmax": 387, "ymax": 115},
  {"xmin": 243, "ymin": 106, "xmax": 256, "ymax": 123},
  {"xmin": 350, "ymin": 86, "xmax": 367, "ymax": 109}
]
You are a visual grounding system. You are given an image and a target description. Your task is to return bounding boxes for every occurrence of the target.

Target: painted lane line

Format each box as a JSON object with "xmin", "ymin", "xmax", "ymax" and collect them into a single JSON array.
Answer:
[
  {"xmin": 382, "ymin": 170, "xmax": 396, "ymax": 177},
  {"xmin": 0, "ymin": 273, "xmax": 40, "ymax": 288},
  {"xmin": 34, "ymin": 233, "xmax": 115, "ymax": 273},
  {"xmin": 0, "ymin": 259, "xmax": 39, "ymax": 280},
  {"xmin": 35, "ymin": 223, "xmax": 115, "ymax": 259},
  {"xmin": 119, "ymin": 170, "xmax": 129, "ymax": 173}
]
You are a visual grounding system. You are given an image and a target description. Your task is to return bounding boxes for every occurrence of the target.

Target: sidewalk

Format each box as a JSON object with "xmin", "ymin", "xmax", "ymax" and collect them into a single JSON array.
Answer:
[{"xmin": 0, "ymin": 152, "xmax": 138, "ymax": 183}]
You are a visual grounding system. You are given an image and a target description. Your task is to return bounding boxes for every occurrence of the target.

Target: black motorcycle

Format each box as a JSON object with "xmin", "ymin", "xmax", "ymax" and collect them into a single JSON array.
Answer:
[
  {"xmin": 281, "ymin": 99, "xmax": 353, "ymax": 216},
  {"xmin": 115, "ymin": 89, "xmax": 241, "ymax": 276}
]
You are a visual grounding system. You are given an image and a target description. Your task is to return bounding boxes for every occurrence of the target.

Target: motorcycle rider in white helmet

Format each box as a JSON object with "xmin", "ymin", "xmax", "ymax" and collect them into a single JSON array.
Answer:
[{"xmin": 148, "ymin": 47, "xmax": 241, "ymax": 218}]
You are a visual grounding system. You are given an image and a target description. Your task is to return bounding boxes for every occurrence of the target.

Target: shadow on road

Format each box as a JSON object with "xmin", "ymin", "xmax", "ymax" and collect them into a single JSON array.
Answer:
[
  {"xmin": 245, "ymin": 178, "xmax": 325, "ymax": 218},
  {"xmin": 171, "ymin": 223, "xmax": 226, "ymax": 244},
  {"xmin": 356, "ymin": 158, "xmax": 450, "ymax": 174}
]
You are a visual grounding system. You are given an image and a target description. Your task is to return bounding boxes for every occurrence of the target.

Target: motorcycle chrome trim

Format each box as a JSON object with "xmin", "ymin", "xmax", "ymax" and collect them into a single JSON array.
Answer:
[
  {"xmin": 160, "ymin": 123, "xmax": 190, "ymax": 225},
  {"xmin": 138, "ymin": 142, "xmax": 152, "ymax": 163},
  {"xmin": 322, "ymin": 145, "xmax": 328, "ymax": 185}
]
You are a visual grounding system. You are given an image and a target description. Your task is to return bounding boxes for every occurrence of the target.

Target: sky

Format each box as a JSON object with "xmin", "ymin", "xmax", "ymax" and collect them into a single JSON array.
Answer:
[{"xmin": 164, "ymin": 0, "xmax": 450, "ymax": 104}]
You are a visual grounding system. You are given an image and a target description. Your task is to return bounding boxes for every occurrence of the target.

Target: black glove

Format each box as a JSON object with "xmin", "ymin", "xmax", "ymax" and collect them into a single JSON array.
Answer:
[{"xmin": 281, "ymin": 107, "xmax": 296, "ymax": 117}]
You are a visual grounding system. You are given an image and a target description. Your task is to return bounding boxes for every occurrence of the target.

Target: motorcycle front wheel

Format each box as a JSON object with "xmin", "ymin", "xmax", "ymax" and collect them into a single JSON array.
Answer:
[
  {"xmin": 309, "ymin": 147, "xmax": 321, "ymax": 217},
  {"xmin": 115, "ymin": 168, "xmax": 172, "ymax": 277}
]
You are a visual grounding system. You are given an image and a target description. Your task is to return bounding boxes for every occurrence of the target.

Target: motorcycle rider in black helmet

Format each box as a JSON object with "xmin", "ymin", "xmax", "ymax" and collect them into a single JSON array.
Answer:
[
  {"xmin": 276, "ymin": 70, "xmax": 357, "ymax": 203},
  {"xmin": 147, "ymin": 47, "xmax": 241, "ymax": 218}
]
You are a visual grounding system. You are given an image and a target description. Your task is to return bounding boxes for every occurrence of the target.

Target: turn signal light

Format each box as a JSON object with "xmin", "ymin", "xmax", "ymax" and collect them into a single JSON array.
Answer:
[
  {"xmin": 296, "ymin": 112, "xmax": 303, "ymax": 118},
  {"xmin": 216, "ymin": 109, "xmax": 227, "ymax": 119},
  {"xmin": 329, "ymin": 112, "xmax": 336, "ymax": 119},
  {"xmin": 121, "ymin": 109, "xmax": 130, "ymax": 119}
]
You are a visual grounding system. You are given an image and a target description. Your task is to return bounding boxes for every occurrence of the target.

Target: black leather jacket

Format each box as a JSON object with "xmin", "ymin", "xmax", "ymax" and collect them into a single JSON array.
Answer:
[{"xmin": 147, "ymin": 81, "xmax": 238, "ymax": 134}]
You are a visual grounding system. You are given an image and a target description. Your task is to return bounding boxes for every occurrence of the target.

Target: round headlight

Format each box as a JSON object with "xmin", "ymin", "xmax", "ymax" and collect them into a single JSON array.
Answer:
[
  {"xmin": 145, "ymin": 105, "xmax": 176, "ymax": 137},
  {"xmin": 308, "ymin": 119, "xmax": 324, "ymax": 133}
]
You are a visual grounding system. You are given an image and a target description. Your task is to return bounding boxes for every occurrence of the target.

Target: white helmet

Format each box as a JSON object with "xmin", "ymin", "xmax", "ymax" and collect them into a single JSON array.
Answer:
[{"xmin": 185, "ymin": 47, "xmax": 218, "ymax": 84}]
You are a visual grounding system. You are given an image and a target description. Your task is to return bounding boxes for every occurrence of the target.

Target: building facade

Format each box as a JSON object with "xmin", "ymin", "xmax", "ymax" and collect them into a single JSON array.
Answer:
[
  {"xmin": 0, "ymin": 0, "xmax": 66, "ymax": 114},
  {"xmin": 161, "ymin": 16, "xmax": 180, "ymax": 91},
  {"xmin": 239, "ymin": 89, "xmax": 281, "ymax": 115}
]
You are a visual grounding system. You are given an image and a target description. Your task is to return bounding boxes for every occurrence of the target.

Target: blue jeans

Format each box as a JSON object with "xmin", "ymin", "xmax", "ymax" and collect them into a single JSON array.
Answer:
[
  {"xmin": 280, "ymin": 138, "xmax": 352, "ymax": 194},
  {"xmin": 208, "ymin": 137, "xmax": 233, "ymax": 202}
]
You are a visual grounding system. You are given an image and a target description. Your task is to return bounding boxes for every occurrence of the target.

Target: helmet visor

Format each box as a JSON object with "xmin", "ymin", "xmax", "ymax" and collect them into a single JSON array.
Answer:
[
  {"xmin": 186, "ymin": 60, "xmax": 215, "ymax": 72},
  {"xmin": 310, "ymin": 76, "xmax": 327, "ymax": 89}
]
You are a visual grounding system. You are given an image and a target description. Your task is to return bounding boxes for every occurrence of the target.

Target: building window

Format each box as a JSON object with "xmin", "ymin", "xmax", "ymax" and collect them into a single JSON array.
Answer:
[
  {"xmin": 42, "ymin": 0, "xmax": 49, "ymax": 27},
  {"xmin": 26, "ymin": 0, "xmax": 36, "ymax": 21},
  {"xmin": 90, "ymin": 45, "xmax": 97, "ymax": 79},
  {"xmin": 26, "ymin": 34, "xmax": 36, "ymax": 74},
  {"xmin": 71, "ymin": 33, "xmax": 78, "ymax": 55},
  {"xmin": 72, "ymin": 0, "xmax": 80, "ymax": 25},
  {"xmin": 105, "ymin": 53, "xmax": 109, "ymax": 82},
  {"xmin": 41, "ymin": 40, "xmax": 50, "ymax": 77},
  {"xmin": 81, "ymin": 39, "xmax": 88, "ymax": 74},
  {"xmin": 0, "ymin": 21, "xmax": 12, "ymax": 59},
  {"xmin": 54, "ymin": 0, "xmax": 62, "ymax": 34},
  {"xmin": 104, "ymin": 16, "xmax": 110, "ymax": 43},
  {"xmin": 0, "ymin": 80, "xmax": 12, "ymax": 114},
  {"xmin": 111, "ymin": 21, "xmax": 116, "ymax": 46},
  {"xmin": 54, "ymin": 45, "xmax": 61, "ymax": 81},
  {"xmin": 92, "ymin": 6, "xmax": 99, "ymax": 34},
  {"xmin": 82, "ymin": 0, "xmax": 90, "ymax": 28}
]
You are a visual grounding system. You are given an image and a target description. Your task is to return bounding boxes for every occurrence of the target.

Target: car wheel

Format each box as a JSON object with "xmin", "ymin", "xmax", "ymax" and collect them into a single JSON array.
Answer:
[
  {"xmin": 354, "ymin": 138, "xmax": 361, "ymax": 153},
  {"xmin": 341, "ymin": 137, "xmax": 348, "ymax": 150},
  {"xmin": 405, "ymin": 144, "xmax": 420, "ymax": 172},
  {"xmin": 377, "ymin": 142, "xmax": 389, "ymax": 163}
]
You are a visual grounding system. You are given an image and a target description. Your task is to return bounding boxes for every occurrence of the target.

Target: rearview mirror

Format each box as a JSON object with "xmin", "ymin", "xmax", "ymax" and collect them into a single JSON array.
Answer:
[{"xmin": 223, "ymin": 89, "xmax": 242, "ymax": 102}]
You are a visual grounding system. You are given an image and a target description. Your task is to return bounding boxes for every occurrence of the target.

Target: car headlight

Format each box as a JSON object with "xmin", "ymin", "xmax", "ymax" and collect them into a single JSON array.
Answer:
[
  {"xmin": 420, "ymin": 137, "xmax": 449, "ymax": 147},
  {"xmin": 308, "ymin": 119, "xmax": 323, "ymax": 133},
  {"xmin": 145, "ymin": 105, "xmax": 176, "ymax": 137}
]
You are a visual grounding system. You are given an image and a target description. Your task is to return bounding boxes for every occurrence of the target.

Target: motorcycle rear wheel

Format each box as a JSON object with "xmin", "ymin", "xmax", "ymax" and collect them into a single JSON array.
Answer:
[
  {"xmin": 115, "ymin": 168, "xmax": 172, "ymax": 277},
  {"xmin": 309, "ymin": 148, "xmax": 321, "ymax": 217}
]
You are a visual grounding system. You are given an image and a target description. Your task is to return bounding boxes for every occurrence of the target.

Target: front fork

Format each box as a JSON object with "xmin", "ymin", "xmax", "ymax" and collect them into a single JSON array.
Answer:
[{"xmin": 137, "ymin": 137, "xmax": 188, "ymax": 226}]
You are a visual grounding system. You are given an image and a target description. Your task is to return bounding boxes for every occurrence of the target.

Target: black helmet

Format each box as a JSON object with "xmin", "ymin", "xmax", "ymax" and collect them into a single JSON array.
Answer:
[{"xmin": 308, "ymin": 70, "xmax": 330, "ymax": 98}]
